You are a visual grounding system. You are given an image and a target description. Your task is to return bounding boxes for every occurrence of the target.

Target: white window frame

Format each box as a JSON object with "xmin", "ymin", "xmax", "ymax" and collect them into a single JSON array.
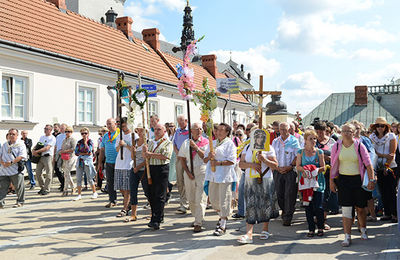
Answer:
[
  {"xmin": 148, "ymin": 98, "xmax": 159, "ymax": 119},
  {"xmin": 174, "ymin": 103, "xmax": 185, "ymax": 124},
  {"xmin": 0, "ymin": 68, "xmax": 33, "ymax": 122},
  {"xmin": 75, "ymin": 82, "xmax": 100, "ymax": 126}
]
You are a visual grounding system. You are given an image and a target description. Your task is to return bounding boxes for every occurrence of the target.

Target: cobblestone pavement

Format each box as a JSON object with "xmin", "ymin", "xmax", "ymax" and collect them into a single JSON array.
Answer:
[{"xmin": 1, "ymin": 183, "xmax": 399, "ymax": 260}]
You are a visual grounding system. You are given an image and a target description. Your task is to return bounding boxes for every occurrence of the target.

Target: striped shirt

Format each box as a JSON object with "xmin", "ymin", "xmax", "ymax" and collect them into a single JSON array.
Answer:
[
  {"xmin": 0, "ymin": 140, "xmax": 27, "ymax": 176},
  {"xmin": 148, "ymin": 137, "xmax": 173, "ymax": 165}
]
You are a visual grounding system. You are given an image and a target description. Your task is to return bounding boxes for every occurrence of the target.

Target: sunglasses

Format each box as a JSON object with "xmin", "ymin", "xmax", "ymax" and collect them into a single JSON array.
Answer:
[
  {"xmin": 65, "ymin": 131, "xmax": 72, "ymax": 133},
  {"xmin": 376, "ymin": 124, "xmax": 386, "ymax": 128},
  {"xmin": 81, "ymin": 132, "xmax": 88, "ymax": 135}
]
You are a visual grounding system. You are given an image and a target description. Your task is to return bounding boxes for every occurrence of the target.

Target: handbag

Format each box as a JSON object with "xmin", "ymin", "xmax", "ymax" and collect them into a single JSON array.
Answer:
[{"xmin": 61, "ymin": 153, "xmax": 71, "ymax": 161}]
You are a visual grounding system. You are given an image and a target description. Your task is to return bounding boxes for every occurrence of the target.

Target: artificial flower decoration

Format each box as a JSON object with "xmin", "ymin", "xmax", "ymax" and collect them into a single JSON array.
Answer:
[
  {"xmin": 194, "ymin": 77, "xmax": 218, "ymax": 137},
  {"xmin": 132, "ymin": 88, "xmax": 149, "ymax": 110}
]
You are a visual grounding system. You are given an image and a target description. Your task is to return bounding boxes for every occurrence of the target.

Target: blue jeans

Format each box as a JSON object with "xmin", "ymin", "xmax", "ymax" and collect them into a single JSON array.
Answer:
[
  {"xmin": 237, "ymin": 173, "xmax": 245, "ymax": 216},
  {"xmin": 25, "ymin": 160, "xmax": 35, "ymax": 186},
  {"xmin": 129, "ymin": 170, "xmax": 149, "ymax": 205}
]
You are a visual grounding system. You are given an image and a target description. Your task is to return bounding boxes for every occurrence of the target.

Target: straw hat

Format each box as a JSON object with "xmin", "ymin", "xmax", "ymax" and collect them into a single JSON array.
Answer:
[
  {"xmin": 135, "ymin": 123, "xmax": 144, "ymax": 129},
  {"xmin": 370, "ymin": 117, "xmax": 391, "ymax": 130}
]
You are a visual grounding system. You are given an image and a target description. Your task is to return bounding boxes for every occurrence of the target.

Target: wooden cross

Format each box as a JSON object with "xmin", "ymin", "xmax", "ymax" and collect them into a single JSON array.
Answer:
[{"xmin": 240, "ymin": 75, "xmax": 282, "ymax": 129}]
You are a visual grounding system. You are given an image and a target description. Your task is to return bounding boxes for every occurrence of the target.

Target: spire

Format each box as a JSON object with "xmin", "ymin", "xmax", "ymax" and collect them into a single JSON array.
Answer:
[{"xmin": 180, "ymin": 0, "xmax": 195, "ymax": 50}]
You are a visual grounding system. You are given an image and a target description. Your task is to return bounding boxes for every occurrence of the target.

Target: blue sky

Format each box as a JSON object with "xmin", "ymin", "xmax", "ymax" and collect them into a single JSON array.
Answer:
[{"xmin": 124, "ymin": 0, "xmax": 400, "ymax": 116}]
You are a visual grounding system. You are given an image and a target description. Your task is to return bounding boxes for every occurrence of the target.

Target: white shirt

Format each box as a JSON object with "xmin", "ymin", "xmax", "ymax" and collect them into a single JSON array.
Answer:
[
  {"xmin": 114, "ymin": 132, "xmax": 138, "ymax": 170},
  {"xmin": 0, "ymin": 140, "xmax": 27, "ymax": 176},
  {"xmin": 178, "ymin": 137, "xmax": 207, "ymax": 171},
  {"xmin": 55, "ymin": 133, "xmax": 66, "ymax": 153},
  {"xmin": 244, "ymin": 145, "xmax": 275, "ymax": 179},
  {"xmin": 204, "ymin": 138, "xmax": 238, "ymax": 183},
  {"xmin": 272, "ymin": 136, "xmax": 299, "ymax": 167},
  {"xmin": 39, "ymin": 135, "xmax": 56, "ymax": 156},
  {"xmin": 370, "ymin": 132, "xmax": 397, "ymax": 168}
]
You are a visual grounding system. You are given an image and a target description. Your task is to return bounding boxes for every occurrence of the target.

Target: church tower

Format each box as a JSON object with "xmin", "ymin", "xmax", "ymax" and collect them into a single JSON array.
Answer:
[{"xmin": 66, "ymin": 0, "xmax": 125, "ymax": 23}]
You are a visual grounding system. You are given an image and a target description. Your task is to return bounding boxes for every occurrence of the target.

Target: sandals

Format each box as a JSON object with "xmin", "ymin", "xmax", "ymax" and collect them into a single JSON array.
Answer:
[
  {"xmin": 124, "ymin": 216, "xmax": 137, "ymax": 222},
  {"xmin": 307, "ymin": 231, "xmax": 315, "ymax": 237},
  {"xmin": 213, "ymin": 226, "xmax": 226, "ymax": 236},
  {"xmin": 316, "ymin": 230, "xmax": 324, "ymax": 237},
  {"xmin": 237, "ymin": 235, "xmax": 253, "ymax": 244},
  {"xmin": 260, "ymin": 231, "xmax": 272, "ymax": 240},
  {"xmin": 116, "ymin": 210, "xmax": 127, "ymax": 218},
  {"xmin": 324, "ymin": 223, "xmax": 331, "ymax": 231}
]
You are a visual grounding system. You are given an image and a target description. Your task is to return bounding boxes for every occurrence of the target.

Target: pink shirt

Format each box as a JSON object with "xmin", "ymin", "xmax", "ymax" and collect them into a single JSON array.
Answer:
[{"xmin": 331, "ymin": 139, "xmax": 372, "ymax": 180}]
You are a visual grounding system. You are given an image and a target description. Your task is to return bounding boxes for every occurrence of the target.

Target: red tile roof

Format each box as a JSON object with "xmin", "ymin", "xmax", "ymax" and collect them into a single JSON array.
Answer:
[{"xmin": 0, "ymin": 0, "xmax": 249, "ymax": 104}]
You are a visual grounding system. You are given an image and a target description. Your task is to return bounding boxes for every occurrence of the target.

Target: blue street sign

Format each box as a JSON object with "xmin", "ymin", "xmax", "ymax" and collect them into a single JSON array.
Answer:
[{"xmin": 136, "ymin": 84, "xmax": 157, "ymax": 97}]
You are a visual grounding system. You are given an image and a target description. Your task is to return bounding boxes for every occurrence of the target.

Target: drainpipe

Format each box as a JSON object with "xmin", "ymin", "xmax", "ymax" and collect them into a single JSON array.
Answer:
[{"xmin": 221, "ymin": 98, "xmax": 228, "ymax": 123}]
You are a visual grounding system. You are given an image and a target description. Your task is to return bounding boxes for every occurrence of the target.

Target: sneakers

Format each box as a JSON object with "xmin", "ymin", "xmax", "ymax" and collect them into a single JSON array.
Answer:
[
  {"xmin": 360, "ymin": 228, "xmax": 368, "ymax": 240},
  {"xmin": 91, "ymin": 192, "xmax": 98, "ymax": 199},
  {"xmin": 73, "ymin": 195, "xmax": 82, "ymax": 201},
  {"xmin": 176, "ymin": 206, "xmax": 187, "ymax": 214},
  {"xmin": 237, "ymin": 235, "xmax": 253, "ymax": 244},
  {"xmin": 232, "ymin": 213, "xmax": 245, "ymax": 219},
  {"xmin": 29, "ymin": 185, "xmax": 35, "ymax": 190},
  {"xmin": 260, "ymin": 231, "xmax": 272, "ymax": 240}
]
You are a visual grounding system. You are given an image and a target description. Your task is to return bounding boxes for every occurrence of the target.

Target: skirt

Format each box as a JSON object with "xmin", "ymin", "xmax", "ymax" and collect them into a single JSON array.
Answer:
[
  {"xmin": 337, "ymin": 174, "xmax": 369, "ymax": 208},
  {"xmin": 114, "ymin": 169, "xmax": 131, "ymax": 191},
  {"xmin": 244, "ymin": 176, "xmax": 279, "ymax": 224}
]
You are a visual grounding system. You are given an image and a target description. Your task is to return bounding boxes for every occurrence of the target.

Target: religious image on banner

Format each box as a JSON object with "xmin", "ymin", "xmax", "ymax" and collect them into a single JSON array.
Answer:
[
  {"xmin": 248, "ymin": 128, "xmax": 270, "ymax": 179},
  {"xmin": 250, "ymin": 129, "xmax": 270, "ymax": 152}
]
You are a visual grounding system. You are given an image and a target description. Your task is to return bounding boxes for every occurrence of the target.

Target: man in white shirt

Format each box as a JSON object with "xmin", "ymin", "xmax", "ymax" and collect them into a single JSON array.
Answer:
[
  {"xmin": 272, "ymin": 122, "xmax": 300, "ymax": 226},
  {"xmin": 54, "ymin": 123, "xmax": 67, "ymax": 192},
  {"xmin": 0, "ymin": 128, "xmax": 27, "ymax": 208},
  {"xmin": 178, "ymin": 123, "xmax": 208, "ymax": 232},
  {"xmin": 33, "ymin": 124, "xmax": 56, "ymax": 195}
]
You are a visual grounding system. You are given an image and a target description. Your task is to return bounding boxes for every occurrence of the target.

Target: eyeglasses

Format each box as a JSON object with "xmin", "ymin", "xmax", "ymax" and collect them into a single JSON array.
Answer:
[
  {"xmin": 245, "ymin": 128, "xmax": 251, "ymax": 131},
  {"xmin": 81, "ymin": 132, "xmax": 88, "ymax": 135},
  {"xmin": 44, "ymin": 128, "xmax": 52, "ymax": 130},
  {"xmin": 376, "ymin": 124, "xmax": 386, "ymax": 128},
  {"xmin": 65, "ymin": 131, "xmax": 72, "ymax": 133},
  {"xmin": 235, "ymin": 134, "xmax": 243, "ymax": 136}
]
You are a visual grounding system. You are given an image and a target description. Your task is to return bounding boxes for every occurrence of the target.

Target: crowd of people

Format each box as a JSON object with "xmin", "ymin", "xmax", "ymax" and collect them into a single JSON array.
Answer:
[{"xmin": 0, "ymin": 115, "xmax": 399, "ymax": 248}]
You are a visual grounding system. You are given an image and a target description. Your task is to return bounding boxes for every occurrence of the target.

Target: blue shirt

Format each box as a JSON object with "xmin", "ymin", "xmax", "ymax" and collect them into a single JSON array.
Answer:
[
  {"xmin": 298, "ymin": 148, "xmax": 325, "ymax": 192},
  {"xmin": 173, "ymin": 127, "xmax": 189, "ymax": 150},
  {"xmin": 100, "ymin": 131, "xmax": 118, "ymax": 164}
]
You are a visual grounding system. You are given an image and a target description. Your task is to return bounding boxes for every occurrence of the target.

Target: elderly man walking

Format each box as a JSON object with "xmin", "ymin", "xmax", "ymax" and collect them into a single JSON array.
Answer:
[
  {"xmin": 178, "ymin": 123, "xmax": 209, "ymax": 232},
  {"xmin": 143, "ymin": 123, "xmax": 173, "ymax": 230},
  {"xmin": 54, "ymin": 123, "xmax": 67, "ymax": 192},
  {"xmin": 33, "ymin": 124, "xmax": 56, "ymax": 195},
  {"xmin": 272, "ymin": 122, "xmax": 301, "ymax": 226},
  {"xmin": 174, "ymin": 114, "xmax": 189, "ymax": 213},
  {"xmin": 98, "ymin": 118, "xmax": 120, "ymax": 208},
  {"xmin": 0, "ymin": 128, "xmax": 27, "ymax": 208}
]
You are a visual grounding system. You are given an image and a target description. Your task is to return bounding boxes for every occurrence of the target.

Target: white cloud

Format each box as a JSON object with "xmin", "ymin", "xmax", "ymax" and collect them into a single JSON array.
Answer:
[
  {"xmin": 278, "ymin": 72, "xmax": 332, "ymax": 114},
  {"xmin": 351, "ymin": 48, "xmax": 394, "ymax": 61},
  {"xmin": 211, "ymin": 45, "xmax": 280, "ymax": 85},
  {"xmin": 273, "ymin": 0, "xmax": 396, "ymax": 59},
  {"xmin": 356, "ymin": 63, "xmax": 400, "ymax": 85},
  {"xmin": 125, "ymin": 2, "xmax": 159, "ymax": 31}
]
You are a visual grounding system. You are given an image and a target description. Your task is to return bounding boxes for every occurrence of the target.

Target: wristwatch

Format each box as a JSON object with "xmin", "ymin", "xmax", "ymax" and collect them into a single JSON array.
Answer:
[{"xmin": 369, "ymin": 179, "xmax": 376, "ymax": 183}]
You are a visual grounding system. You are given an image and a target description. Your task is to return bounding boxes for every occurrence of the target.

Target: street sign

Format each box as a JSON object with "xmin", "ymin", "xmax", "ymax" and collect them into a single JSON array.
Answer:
[
  {"xmin": 216, "ymin": 78, "xmax": 240, "ymax": 94},
  {"xmin": 136, "ymin": 84, "xmax": 157, "ymax": 97}
]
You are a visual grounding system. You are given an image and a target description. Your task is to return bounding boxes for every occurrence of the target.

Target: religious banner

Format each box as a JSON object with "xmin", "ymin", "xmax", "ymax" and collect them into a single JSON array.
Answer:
[
  {"xmin": 248, "ymin": 128, "xmax": 270, "ymax": 179},
  {"xmin": 216, "ymin": 78, "xmax": 240, "ymax": 94}
]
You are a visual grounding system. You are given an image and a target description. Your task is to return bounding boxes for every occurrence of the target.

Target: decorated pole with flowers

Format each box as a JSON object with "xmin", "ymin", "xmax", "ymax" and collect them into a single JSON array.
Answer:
[
  {"xmin": 194, "ymin": 77, "xmax": 218, "ymax": 172},
  {"xmin": 131, "ymin": 72, "xmax": 152, "ymax": 185},
  {"xmin": 176, "ymin": 36, "xmax": 205, "ymax": 174}
]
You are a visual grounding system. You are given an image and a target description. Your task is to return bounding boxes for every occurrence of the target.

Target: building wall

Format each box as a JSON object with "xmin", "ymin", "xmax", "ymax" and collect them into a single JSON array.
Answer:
[
  {"xmin": 66, "ymin": 0, "xmax": 125, "ymax": 23},
  {"xmin": 0, "ymin": 46, "xmax": 251, "ymax": 147}
]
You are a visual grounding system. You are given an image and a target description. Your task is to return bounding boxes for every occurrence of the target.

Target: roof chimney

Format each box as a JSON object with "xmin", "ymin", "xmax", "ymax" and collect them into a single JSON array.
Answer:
[
  {"xmin": 116, "ymin": 17, "xmax": 133, "ymax": 41},
  {"xmin": 47, "ymin": 0, "xmax": 67, "ymax": 11},
  {"xmin": 105, "ymin": 8, "xmax": 118, "ymax": 28},
  {"xmin": 201, "ymin": 54, "xmax": 218, "ymax": 78},
  {"xmin": 142, "ymin": 28, "xmax": 160, "ymax": 50},
  {"xmin": 354, "ymin": 85, "xmax": 368, "ymax": 106}
]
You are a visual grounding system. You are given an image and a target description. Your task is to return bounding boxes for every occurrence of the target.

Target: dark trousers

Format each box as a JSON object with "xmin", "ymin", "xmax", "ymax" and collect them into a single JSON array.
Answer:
[
  {"xmin": 305, "ymin": 191, "xmax": 324, "ymax": 232},
  {"xmin": 54, "ymin": 162, "xmax": 64, "ymax": 189},
  {"xmin": 106, "ymin": 163, "xmax": 117, "ymax": 203},
  {"xmin": 149, "ymin": 164, "xmax": 169, "ymax": 223},
  {"xmin": 130, "ymin": 170, "xmax": 149, "ymax": 205},
  {"xmin": 377, "ymin": 169, "xmax": 397, "ymax": 216},
  {"xmin": 273, "ymin": 170, "xmax": 297, "ymax": 222},
  {"xmin": 323, "ymin": 169, "xmax": 339, "ymax": 213}
]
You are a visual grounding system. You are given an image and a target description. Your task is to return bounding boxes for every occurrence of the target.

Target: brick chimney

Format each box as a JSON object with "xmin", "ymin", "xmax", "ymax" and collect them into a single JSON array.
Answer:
[
  {"xmin": 201, "ymin": 54, "xmax": 218, "ymax": 78},
  {"xmin": 142, "ymin": 28, "xmax": 160, "ymax": 50},
  {"xmin": 354, "ymin": 85, "xmax": 368, "ymax": 106},
  {"xmin": 116, "ymin": 17, "xmax": 133, "ymax": 41},
  {"xmin": 47, "ymin": 0, "xmax": 67, "ymax": 11}
]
